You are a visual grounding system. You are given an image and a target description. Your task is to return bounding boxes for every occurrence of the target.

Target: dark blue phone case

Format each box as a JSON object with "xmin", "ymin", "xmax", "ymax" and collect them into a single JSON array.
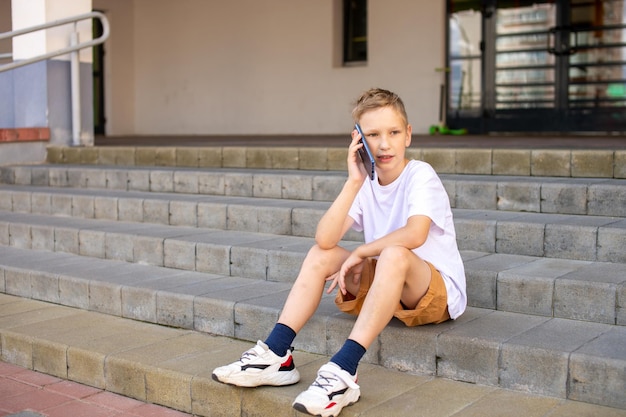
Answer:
[{"xmin": 355, "ymin": 124, "xmax": 375, "ymax": 180}]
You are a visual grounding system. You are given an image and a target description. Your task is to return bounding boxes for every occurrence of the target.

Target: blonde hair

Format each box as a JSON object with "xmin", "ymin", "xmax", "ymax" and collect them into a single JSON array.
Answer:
[{"xmin": 351, "ymin": 88, "xmax": 408, "ymax": 126}]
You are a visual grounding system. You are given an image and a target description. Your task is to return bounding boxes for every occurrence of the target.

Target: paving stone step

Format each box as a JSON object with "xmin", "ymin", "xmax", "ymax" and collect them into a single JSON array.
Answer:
[
  {"xmin": 2, "ymin": 294, "xmax": 625, "ymax": 417},
  {"xmin": 0, "ymin": 214, "xmax": 624, "ymax": 325},
  {"xmin": 1, "ymin": 187, "xmax": 625, "ymax": 263},
  {"xmin": 0, "ymin": 247, "xmax": 624, "ymax": 411},
  {"xmin": 42, "ymin": 144, "xmax": 626, "ymax": 179},
  {"xmin": 2, "ymin": 165, "xmax": 626, "ymax": 217}
]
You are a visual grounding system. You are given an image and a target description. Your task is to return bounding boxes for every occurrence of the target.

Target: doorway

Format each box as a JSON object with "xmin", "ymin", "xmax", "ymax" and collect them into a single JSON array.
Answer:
[
  {"xmin": 447, "ymin": 0, "xmax": 626, "ymax": 134},
  {"xmin": 93, "ymin": 12, "xmax": 105, "ymax": 135}
]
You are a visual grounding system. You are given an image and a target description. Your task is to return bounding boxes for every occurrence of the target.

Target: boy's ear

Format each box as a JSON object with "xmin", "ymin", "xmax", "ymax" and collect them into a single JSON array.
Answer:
[{"xmin": 405, "ymin": 124, "xmax": 412, "ymax": 147}]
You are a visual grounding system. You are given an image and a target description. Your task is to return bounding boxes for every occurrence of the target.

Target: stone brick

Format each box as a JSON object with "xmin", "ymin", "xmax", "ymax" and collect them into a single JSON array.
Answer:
[
  {"xmin": 597, "ymin": 222, "xmax": 626, "ymax": 263},
  {"xmin": 588, "ymin": 183, "xmax": 626, "ymax": 217},
  {"xmin": 456, "ymin": 149, "xmax": 492, "ymax": 174},
  {"xmin": 79, "ymin": 230, "xmax": 105, "ymax": 258},
  {"xmin": 501, "ymin": 319, "xmax": 609, "ymax": 398},
  {"xmin": 30, "ymin": 193, "xmax": 51, "ymax": 215},
  {"xmin": 313, "ymin": 175, "xmax": 344, "ymax": 202},
  {"xmin": 156, "ymin": 292, "xmax": 195, "ymax": 329},
  {"xmin": 554, "ymin": 263, "xmax": 622, "ymax": 324},
  {"xmin": 227, "ymin": 205, "xmax": 258, "ymax": 232},
  {"xmin": 224, "ymin": 173, "xmax": 253, "ymax": 196},
  {"xmin": 164, "ymin": 239, "xmax": 196, "ymax": 270},
  {"xmin": 11, "ymin": 192, "xmax": 31, "ymax": 213},
  {"xmin": 282, "ymin": 175, "xmax": 313, "ymax": 200},
  {"xmin": 568, "ymin": 328, "xmax": 626, "ymax": 409},
  {"xmin": 253, "ymin": 174, "xmax": 282, "ymax": 199},
  {"xmin": 54, "ymin": 227, "xmax": 78, "ymax": 254},
  {"xmin": 437, "ymin": 312, "xmax": 548, "ymax": 385},
  {"xmin": 197, "ymin": 172, "xmax": 225, "ymax": 195},
  {"xmin": 540, "ymin": 182, "xmax": 587, "ymax": 215},
  {"xmin": 169, "ymin": 201, "xmax": 198, "ymax": 227},
  {"xmin": 299, "ymin": 148, "xmax": 328, "ymax": 170},
  {"xmin": 222, "ymin": 147, "xmax": 246, "ymax": 168},
  {"xmin": 51, "ymin": 194, "xmax": 72, "ymax": 216},
  {"xmin": 105, "ymin": 170, "xmax": 129, "ymax": 190},
  {"xmin": 456, "ymin": 181, "xmax": 497, "ymax": 209},
  {"xmin": 195, "ymin": 243, "xmax": 230, "ymax": 275},
  {"xmin": 150, "ymin": 170, "xmax": 174, "ymax": 192},
  {"xmin": 422, "ymin": 149, "xmax": 455, "ymax": 173},
  {"xmin": 496, "ymin": 221, "xmax": 544, "ymax": 257},
  {"xmin": 89, "ymin": 281, "xmax": 122, "ymax": 316},
  {"xmin": 497, "ymin": 182, "xmax": 540, "ymax": 212},
  {"xmin": 615, "ymin": 150, "xmax": 626, "ymax": 178},
  {"xmin": 71, "ymin": 195, "xmax": 95, "ymax": 218},
  {"xmin": 176, "ymin": 148, "xmax": 200, "ymax": 167},
  {"xmin": 544, "ymin": 223, "xmax": 597, "ymax": 261},
  {"xmin": 94, "ymin": 196, "xmax": 119, "ymax": 220},
  {"xmin": 246, "ymin": 148, "xmax": 272, "ymax": 169},
  {"xmin": 197, "ymin": 202, "xmax": 227, "ymax": 229},
  {"xmin": 272, "ymin": 146, "xmax": 301, "ymax": 169},
  {"xmin": 230, "ymin": 246, "xmax": 267, "ymax": 280},
  {"xmin": 155, "ymin": 147, "xmax": 176, "ymax": 166},
  {"xmin": 197, "ymin": 147, "xmax": 223, "ymax": 167},
  {"xmin": 118, "ymin": 198, "xmax": 144, "ymax": 222},
  {"xmin": 531, "ymin": 150, "xmax": 571, "ymax": 177},
  {"xmin": 133, "ymin": 236, "xmax": 164, "ymax": 266},
  {"xmin": 327, "ymin": 148, "xmax": 347, "ymax": 171},
  {"xmin": 454, "ymin": 218, "xmax": 496, "ymax": 253},
  {"xmin": 173, "ymin": 171, "xmax": 199, "ymax": 194},
  {"xmin": 48, "ymin": 168, "xmax": 68, "ymax": 187},
  {"xmin": 571, "ymin": 150, "xmax": 614, "ymax": 178},
  {"xmin": 127, "ymin": 170, "xmax": 151, "ymax": 191},
  {"xmin": 143, "ymin": 199, "xmax": 169, "ymax": 224},
  {"xmin": 492, "ymin": 149, "xmax": 531, "ymax": 176}
]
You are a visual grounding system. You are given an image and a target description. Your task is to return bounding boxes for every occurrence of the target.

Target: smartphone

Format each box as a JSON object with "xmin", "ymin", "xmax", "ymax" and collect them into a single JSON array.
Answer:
[{"xmin": 355, "ymin": 123, "xmax": 375, "ymax": 180}]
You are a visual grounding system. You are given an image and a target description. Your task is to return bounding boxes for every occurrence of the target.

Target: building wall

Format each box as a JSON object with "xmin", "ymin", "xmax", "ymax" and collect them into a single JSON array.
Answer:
[{"xmin": 94, "ymin": 0, "xmax": 445, "ymax": 136}]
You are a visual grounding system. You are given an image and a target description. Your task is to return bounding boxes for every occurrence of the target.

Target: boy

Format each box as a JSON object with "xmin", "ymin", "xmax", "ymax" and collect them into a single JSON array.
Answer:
[{"xmin": 212, "ymin": 88, "xmax": 466, "ymax": 417}]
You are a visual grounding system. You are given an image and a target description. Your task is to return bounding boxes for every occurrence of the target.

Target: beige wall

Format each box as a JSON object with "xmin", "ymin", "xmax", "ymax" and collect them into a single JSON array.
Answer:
[
  {"xmin": 96, "ymin": 0, "xmax": 445, "ymax": 136},
  {"xmin": 0, "ymin": 0, "xmax": 12, "ymax": 54}
]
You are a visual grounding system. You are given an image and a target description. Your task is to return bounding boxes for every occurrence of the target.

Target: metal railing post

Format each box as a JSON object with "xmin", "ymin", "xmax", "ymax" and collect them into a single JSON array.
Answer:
[{"xmin": 70, "ymin": 30, "xmax": 81, "ymax": 146}]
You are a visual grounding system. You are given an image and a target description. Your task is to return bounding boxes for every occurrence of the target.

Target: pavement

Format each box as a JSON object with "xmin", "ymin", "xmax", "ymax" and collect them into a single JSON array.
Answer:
[
  {"xmin": 1, "ymin": 294, "xmax": 626, "ymax": 417},
  {"xmin": 0, "ymin": 360, "xmax": 191, "ymax": 417}
]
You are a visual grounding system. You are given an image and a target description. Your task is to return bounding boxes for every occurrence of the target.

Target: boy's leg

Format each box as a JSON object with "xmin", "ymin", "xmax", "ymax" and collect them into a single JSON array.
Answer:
[
  {"xmin": 212, "ymin": 244, "xmax": 350, "ymax": 387},
  {"xmin": 276, "ymin": 244, "xmax": 351, "ymax": 333},
  {"xmin": 347, "ymin": 245, "xmax": 431, "ymax": 349},
  {"xmin": 292, "ymin": 246, "xmax": 429, "ymax": 416}
]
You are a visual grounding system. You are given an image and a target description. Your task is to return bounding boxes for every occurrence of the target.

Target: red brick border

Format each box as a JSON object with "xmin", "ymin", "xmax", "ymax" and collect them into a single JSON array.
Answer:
[{"xmin": 0, "ymin": 128, "xmax": 50, "ymax": 143}]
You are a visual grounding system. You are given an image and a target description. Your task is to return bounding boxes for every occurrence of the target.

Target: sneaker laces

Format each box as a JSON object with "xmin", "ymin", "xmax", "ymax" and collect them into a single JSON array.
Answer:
[
  {"xmin": 237, "ymin": 341, "xmax": 267, "ymax": 364},
  {"xmin": 312, "ymin": 364, "xmax": 359, "ymax": 392}
]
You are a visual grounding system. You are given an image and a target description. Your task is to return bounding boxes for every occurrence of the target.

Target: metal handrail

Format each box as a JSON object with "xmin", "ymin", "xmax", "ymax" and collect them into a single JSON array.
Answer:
[
  {"xmin": 0, "ymin": 11, "xmax": 109, "ymax": 72},
  {"xmin": 0, "ymin": 11, "xmax": 110, "ymax": 146}
]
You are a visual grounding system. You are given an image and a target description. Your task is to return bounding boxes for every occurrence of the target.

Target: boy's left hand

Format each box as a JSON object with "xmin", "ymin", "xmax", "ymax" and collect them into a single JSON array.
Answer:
[{"xmin": 326, "ymin": 252, "xmax": 365, "ymax": 295}]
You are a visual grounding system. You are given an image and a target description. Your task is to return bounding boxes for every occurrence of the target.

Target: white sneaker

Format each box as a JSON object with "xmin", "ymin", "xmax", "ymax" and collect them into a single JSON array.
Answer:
[
  {"xmin": 292, "ymin": 362, "xmax": 360, "ymax": 417},
  {"xmin": 212, "ymin": 340, "xmax": 300, "ymax": 387}
]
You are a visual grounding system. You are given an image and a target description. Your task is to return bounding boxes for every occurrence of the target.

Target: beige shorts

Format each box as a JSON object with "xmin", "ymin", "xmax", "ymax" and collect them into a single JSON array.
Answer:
[{"xmin": 334, "ymin": 258, "xmax": 451, "ymax": 327}]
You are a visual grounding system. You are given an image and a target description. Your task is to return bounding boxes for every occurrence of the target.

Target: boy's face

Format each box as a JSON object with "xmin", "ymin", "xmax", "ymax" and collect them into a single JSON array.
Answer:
[{"xmin": 358, "ymin": 106, "xmax": 412, "ymax": 184}]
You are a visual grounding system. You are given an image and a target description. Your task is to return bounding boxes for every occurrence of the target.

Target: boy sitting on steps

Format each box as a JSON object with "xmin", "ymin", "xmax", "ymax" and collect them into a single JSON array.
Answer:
[{"xmin": 212, "ymin": 87, "xmax": 467, "ymax": 417}]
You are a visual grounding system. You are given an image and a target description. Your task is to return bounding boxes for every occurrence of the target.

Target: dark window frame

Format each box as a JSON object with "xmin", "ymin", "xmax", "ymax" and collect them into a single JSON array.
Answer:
[{"xmin": 343, "ymin": 0, "xmax": 367, "ymax": 64}]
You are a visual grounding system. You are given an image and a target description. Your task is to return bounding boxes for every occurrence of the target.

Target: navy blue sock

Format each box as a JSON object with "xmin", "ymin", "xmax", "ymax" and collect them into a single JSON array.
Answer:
[
  {"xmin": 264, "ymin": 323, "xmax": 296, "ymax": 357},
  {"xmin": 330, "ymin": 339, "xmax": 366, "ymax": 376}
]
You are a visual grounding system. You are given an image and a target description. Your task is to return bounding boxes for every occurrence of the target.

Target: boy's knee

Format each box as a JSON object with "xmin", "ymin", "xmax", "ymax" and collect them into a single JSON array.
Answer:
[{"xmin": 378, "ymin": 246, "xmax": 414, "ymax": 270}]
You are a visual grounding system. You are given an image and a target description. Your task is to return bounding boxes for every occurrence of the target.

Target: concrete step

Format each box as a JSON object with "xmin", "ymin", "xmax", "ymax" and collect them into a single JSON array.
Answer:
[
  {"xmin": 0, "ymin": 212, "xmax": 623, "ymax": 326},
  {"xmin": 0, "ymin": 186, "xmax": 625, "ymax": 263},
  {"xmin": 2, "ymin": 164, "xmax": 626, "ymax": 217},
  {"xmin": 42, "ymin": 144, "xmax": 626, "ymax": 179},
  {"xmin": 0, "ymin": 247, "xmax": 625, "ymax": 411},
  {"xmin": 2, "ymin": 294, "xmax": 625, "ymax": 417}
]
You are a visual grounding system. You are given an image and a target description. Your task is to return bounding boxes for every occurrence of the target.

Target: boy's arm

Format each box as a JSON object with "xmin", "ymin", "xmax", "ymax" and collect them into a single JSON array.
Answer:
[
  {"xmin": 315, "ymin": 129, "xmax": 368, "ymax": 249},
  {"xmin": 315, "ymin": 179, "xmax": 360, "ymax": 249},
  {"xmin": 353, "ymin": 214, "xmax": 431, "ymax": 258}
]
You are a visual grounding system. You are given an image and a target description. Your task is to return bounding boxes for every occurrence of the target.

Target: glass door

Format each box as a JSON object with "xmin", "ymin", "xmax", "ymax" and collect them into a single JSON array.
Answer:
[
  {"xmin": 446, "ymin": 0, "xmax": 626, "ymax": 134},
  {"xmin": 566, "ymin": 0, "xmax": 626, "ymax": 131}
]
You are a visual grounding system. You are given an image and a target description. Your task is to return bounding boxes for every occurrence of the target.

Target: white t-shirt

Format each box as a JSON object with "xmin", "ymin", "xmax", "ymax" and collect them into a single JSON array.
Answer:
[{"xmin": 348, "ymin": 159, "xmax": 467, "ymax": 319}]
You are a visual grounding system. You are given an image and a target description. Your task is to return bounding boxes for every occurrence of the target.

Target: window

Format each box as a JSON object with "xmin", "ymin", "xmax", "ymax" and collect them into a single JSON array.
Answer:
[{"xmin": 343, "ymin": 0, "xmax": 367, "ymax": 64}]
